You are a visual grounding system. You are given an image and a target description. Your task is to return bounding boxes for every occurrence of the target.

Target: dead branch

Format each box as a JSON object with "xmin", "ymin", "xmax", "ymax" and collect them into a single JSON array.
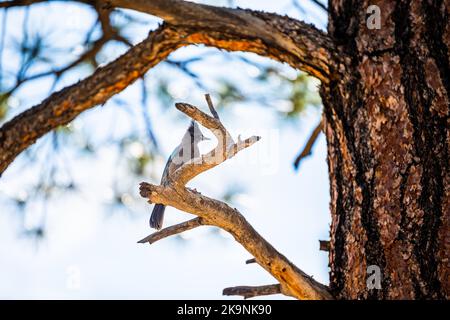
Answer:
[
  {"xmin": 223, "ymin": 284, "xmax": 281, "ymax": 299},
  {"xmin": 138, "ymin": 96, "xmax": 333, "ymax": 300},
  {"xmin": 204, "ymin": 93, "xmax": 219, "ymax": 119},
  {"xmin": 319, "ymin": 240, "xmax": 330, "ymax": 252},
  {"xmin": 310, "ymin": 0, "xmax": 328, "ymax": 12},
  {"xmin": 0, "ymin": 0, "xmax": 93, "ymax": 8},
  {"xmin": 293, "ymin": 120, "xmax": 323, "ymax": 170},
  {"xmin": 137, "ymin": 217, "xmax": 205, "ymax": 244}
]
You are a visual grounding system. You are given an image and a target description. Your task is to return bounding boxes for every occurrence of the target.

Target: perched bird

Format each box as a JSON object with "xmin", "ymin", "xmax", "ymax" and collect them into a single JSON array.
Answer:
[{"xmin": 150, "ymin": 121, "xmax": 209, "ymax": 229}]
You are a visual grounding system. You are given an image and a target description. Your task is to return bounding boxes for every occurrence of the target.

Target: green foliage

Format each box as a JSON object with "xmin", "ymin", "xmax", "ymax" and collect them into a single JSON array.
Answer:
[
  {"xmin": 287, "ymin": 73, "xmax": 321, "ymax": 117},
  {"xmin": 257, "ymin": 67, "xmax": 321, "ymax": 118},
  {"xmin": 155, "ymin": 79, "xmax": 174, "ymax": 108},
  {"xmin": 0, "ymin": 92, "xmax": 9, "ymax": 121},
  {"xmin": 216, "ymin": 79, "xmax": 244, "ymax": 107}
]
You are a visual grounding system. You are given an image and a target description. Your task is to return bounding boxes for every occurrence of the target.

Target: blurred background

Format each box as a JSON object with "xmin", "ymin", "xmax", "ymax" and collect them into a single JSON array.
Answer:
[{"xmin": 0, "ymin": 0, "xmax": 330, "ymax": 299}]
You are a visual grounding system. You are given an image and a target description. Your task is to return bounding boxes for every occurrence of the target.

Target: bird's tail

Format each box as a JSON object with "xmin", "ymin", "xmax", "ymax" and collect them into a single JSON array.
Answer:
[{"xmin": 150, "ymin": 204, "xmax": 166, "ymax": 230}]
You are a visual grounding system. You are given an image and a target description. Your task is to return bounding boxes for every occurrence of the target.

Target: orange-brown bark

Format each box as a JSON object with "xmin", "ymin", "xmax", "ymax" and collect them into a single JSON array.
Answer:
[
  {"xmin": 325, "ymin": 0, "xmax": 449, "ymax": 299},
  {"xmin": 0, "ymin": 3, "xmax": 333, "ymax": 175}
]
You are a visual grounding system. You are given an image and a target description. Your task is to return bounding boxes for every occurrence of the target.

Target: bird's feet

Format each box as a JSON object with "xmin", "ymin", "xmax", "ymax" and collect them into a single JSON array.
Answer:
[{"xmin": 189, "ymin": 187, "xmax": 201, "ymax": 194}]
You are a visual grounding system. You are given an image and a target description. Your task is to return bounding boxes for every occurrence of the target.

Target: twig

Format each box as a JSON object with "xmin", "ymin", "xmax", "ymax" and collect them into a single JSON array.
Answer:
[
  {"xmin": 3, "ymin": 1, "xmax": 127, "ymax": 99},
  {"xmin": 171, "ymin": 102, "xmax": 260, "ymax": 185},
  {"xmin": 138, "ymin": 217, "xmax": 205, "ymax": 244},
  {"xmin": 0, "ymin": 0, "xmax": 92, "ymax": 8},
  {"xmin": 319, "ymin": 240, "xmax": 330, "ymax": 252},
  {"xmin": 0, "ymin": 0, "xmax": 48, "ymax": 8},
  {"xmin": 223, "ymin": 284, "xmax": 281, "ymax": 299},
  {"xmin": 310, "ymin": 0, "xmax": 327, "ymax": 11},
  {"xmin": 293, "ymin": 120, "xmax": 323, "ymax": 170},
  {"xmin": 205, "ymin": 93, "xmax": 219, "ymax": 119}
]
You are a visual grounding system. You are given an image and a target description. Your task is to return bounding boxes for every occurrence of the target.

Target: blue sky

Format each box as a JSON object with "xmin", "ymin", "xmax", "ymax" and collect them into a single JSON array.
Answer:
[{"xmin": 0, "ymin": 0, "xmax": 330, "ymax": 299}]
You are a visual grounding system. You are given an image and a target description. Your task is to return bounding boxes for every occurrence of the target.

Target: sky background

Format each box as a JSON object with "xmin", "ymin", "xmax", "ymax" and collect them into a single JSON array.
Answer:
[{"xmin": 0, "ymin": 0, "xmax": 330, "ymax": 299}]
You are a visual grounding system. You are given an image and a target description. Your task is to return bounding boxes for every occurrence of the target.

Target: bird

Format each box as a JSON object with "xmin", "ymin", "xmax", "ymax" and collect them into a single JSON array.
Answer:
[{"xmin": 149, "ymin": 121, "xmax": 209, "ymax": 229}]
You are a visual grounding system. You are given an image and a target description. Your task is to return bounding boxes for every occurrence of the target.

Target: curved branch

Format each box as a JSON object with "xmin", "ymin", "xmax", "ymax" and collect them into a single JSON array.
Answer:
[
  {"xmin": 293, "ymin": 119, "xmax": 323, "ymax": 170},
  {"xmin": 137, "ymin": 217, "xmax": 205, "ymax": 244},
  {"xmin": 0, "ymin": 0, "xmax": 91, "ymax": 9},
  {"xmin": 107, "ymin": 0, "xmax": 334, "ymax": 82},
  {"xmin": 0, "ymin": 24, "xmax": 182, "ymax": 175},
  {"xmin": 0, "ymin": 1, "xmax": 334, "ymax": 175},
  {"xmin": 4, "ymin": 2, "xmax": 123, "ymax": 98},
  {"xmin": 138, "ymin": 99, "xmax": 333, "ymax": 300}
]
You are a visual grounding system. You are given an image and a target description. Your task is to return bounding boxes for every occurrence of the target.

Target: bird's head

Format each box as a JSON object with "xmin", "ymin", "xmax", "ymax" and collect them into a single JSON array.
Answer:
[{"xmin": 187, "ymin": 120, "xmax": 210, "ymax": 143}]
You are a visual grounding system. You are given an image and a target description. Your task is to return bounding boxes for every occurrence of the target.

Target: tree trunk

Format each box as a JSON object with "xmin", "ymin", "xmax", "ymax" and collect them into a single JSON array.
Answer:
[{"xmin": 323, "ymin": 0, "xmax": 449, "ymax": 299}]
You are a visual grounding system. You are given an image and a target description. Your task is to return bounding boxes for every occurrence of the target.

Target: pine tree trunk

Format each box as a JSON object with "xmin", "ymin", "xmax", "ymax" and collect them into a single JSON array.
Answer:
[{"xmin": 322, "ymin": 0, "xmax": 449, "ymax": 299}]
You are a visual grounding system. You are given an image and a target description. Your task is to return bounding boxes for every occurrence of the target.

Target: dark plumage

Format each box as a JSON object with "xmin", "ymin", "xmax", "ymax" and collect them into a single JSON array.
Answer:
[{"xmin": 149, "ymin": 121, "xmax": 208, "ymax": 229}]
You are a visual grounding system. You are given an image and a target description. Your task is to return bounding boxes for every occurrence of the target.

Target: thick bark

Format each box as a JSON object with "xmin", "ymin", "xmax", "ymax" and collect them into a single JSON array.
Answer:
[
  {"xmin": 324, "ymin": 0, "xmax": 449, "ymax": 299},
  {"xmin": 106, "ymin": 0, "xmax": 333, "ymax": 81}
]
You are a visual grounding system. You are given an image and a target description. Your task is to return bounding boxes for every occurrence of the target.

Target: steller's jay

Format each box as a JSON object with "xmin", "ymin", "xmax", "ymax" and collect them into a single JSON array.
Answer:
[{"xmin": 150, "ymin": 121, "xmax": 209, "ymax": 229}]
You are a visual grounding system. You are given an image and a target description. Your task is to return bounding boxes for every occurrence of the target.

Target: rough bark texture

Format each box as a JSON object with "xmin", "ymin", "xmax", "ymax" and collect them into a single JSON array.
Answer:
[{"xmin": 323, "ymin": 0, "xmax": 449, "ymax": 299}]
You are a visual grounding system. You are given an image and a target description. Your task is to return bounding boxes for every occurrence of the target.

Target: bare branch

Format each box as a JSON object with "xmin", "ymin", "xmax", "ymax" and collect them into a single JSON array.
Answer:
[
  {"xmin": 3, "ymin": 1, "xmax": 126, "ymax": 98},
  {"xmin": 223, "ymin": 284, "xmax": 281, "ymax": 299},
  {"xmin": 0, "ymin": 0, "xmax": 49, "ymax": 8},
  {"xmin": 310, "ymin": 0, "xmax": 327, "ymax": 12},
  {"xmin": 138, "ymin": 217, "xmax": 205, "ymax": 244},
  {"xmin": 0, "ymin": 1, "xmax": 335, "ymax": 174},
  {"xmin": 319, "ymin": 240, "xmax": 330, "ymax": 252},
  {"xmin": 138, "ymin": 102, "xmax": 333, "ymax": 300},
  {"xmin": 204, "ymin": 93, "xmax": 219, "ymax": 119},
  {"xmin": 106, "ymin": 0, "xmax": 334, "ymax": 82},
  {"xmin": 293, "ymin": 120, "xmax": 323, "ymax": 170},
  {"xmin": 170, "ymin": 102, "xmax": 261, "ymax": 185}
]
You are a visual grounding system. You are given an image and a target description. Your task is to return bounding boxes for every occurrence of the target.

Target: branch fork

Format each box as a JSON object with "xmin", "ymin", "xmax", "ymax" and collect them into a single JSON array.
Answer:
[{"xmin": 138, "ymin": 95, "xmax": 333, "ymax": 300}]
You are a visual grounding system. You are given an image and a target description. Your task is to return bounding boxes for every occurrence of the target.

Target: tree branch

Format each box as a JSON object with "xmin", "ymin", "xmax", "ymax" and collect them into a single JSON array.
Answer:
[
  {"xmin": 310, "ymin": 0, "xmax": 327, "ymax": 12},
  {"xmin": 293, "ymin": 120, "xmax": 323, "ymax": 170},
  {"xmin": 319, "ymin": 240, "xmax": 330, "ymax": 252},
  {"xmin": 138, "ymin": 217, "xmax": 205, "ymax": 244},
  {"xmin": 223, "ymin": 284, "xmax": 281, "ymax": 299},
  {"xmin": 0, "ymin": 0, "xmax": 91, "ymax": 9},
  {"xmin": 106, "ymin": 0, "xmax": 334, "ymax": 82},
  {"xmin": 0, "ymin": 0, "xmax": 51, "ymax": 8},
  {"xmin": 0, "ymin": 24, "xmax": 181, "ymax": 175},
  {"xmin": 138, "ymin": 98, "xmax": 333, "ymax": 300},
  {"xmin": 0, "ymin": 1, "xmax": 335, "ymax": 175}
]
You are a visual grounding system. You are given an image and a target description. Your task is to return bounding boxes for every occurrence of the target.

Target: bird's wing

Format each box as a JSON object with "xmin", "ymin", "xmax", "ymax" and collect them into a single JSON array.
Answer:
[
  {"xmin": 161, "ymin": 144, "xmax": 181, "ymax": 183},
  {"xmin": 160, "ymin": 141, "xmax": 201, "ymax": 183}
]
